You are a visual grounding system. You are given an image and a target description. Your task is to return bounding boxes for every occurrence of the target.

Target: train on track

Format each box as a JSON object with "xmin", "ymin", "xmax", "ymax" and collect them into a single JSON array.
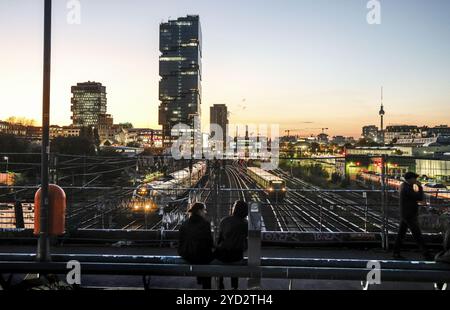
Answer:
[
  {"xmin": 247, "ymin": 167, "xmax": 287, "ymax": 201},
  {"xmin": 358, "ymin": 172, "xmax": 450, "ymax": 200},
  {"xmin": 132, "ymin": 161, "xmax": 207, "ymax": 213}
]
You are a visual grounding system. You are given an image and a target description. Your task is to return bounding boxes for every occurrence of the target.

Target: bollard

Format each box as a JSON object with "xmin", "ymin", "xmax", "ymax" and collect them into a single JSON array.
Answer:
[
  {"xmin": 248, "ymin": 201, "xmax": 262, "ymax": 289},
  {"xmin": 34, "ymin": 184, "xmax": 66, "ymax": 236}
]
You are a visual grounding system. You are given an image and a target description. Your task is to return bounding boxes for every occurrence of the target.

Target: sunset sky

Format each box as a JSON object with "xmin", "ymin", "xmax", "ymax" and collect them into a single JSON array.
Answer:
[{"xmin": 1, "ymin": 0, "xmax": 449, "ymax": 138}]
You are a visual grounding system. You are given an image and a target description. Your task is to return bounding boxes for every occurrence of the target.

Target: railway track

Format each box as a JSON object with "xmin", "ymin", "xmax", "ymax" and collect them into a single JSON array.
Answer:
[
  {"xmin": 274, "ymin": 169, "xmax": 400, "ymax": 233},
  {"xmin": 224, "ymin": 162, "xmax": 395, "ymax": 233},
  {"xmin": 29, "ymin": 161, "xmax": 406, "ymax": 233}
]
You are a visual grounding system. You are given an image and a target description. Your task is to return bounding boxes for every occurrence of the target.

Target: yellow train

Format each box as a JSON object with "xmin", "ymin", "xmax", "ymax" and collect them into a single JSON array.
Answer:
[{"xmin": 247, "ymin": 166, "xmax": 287, "ymax": 201}]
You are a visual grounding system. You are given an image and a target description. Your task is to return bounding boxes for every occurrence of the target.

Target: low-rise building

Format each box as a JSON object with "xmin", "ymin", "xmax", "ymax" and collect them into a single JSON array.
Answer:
[
  {"xmin": 394, "ymin": 136, "xmax": 450, "ymax": 157},
  {"xmin": 362, "ymin": 125, "xmax": 379, "ymax": 141},
  {"xmin": 62, "ymin": 126, "xmax": 81, "ymax": 138},
  {"xmin": 114, "ymin": 128, "xmax": 163, "ymax": 148},
  {"xmin": 385, "ymin": 125, "xmax": 420, "ymax": 144},
  {"xmin": 50, "ymin": 126, "xmax": 63, "ymax": 139},
  {"xmin": 25, "ymin": 126, "xmax": 42, "ymax": 142},
  {"xmin": 346, "ymin": 147, "xmax": 399, "ymax": 156},
  {"xmin": 317, "ymin": 133, "xmax": 329, "ymax": 144},
  {"xmin": 420, "ymin": 125, "xmax": 450, "ymax": 138},
  {"xmin": 1, "ymin": 120, "xmax": 81, "ymax": 141}
]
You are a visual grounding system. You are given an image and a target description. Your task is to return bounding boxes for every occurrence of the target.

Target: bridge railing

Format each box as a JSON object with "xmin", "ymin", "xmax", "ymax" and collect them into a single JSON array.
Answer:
[
  {"xmin": 0, "ymin": 205, "xmax": 449, "ymax": 290},
  {"xmin": 1, "ymin": 254, "xmax": 450, "ymax": 290},
  {"xmin": 0, "ymin": 187, "xmax": 449, "ymax": 248}
]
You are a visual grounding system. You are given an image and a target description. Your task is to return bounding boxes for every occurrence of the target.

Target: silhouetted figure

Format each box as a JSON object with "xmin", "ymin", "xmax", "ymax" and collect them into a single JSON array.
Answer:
[
  {"xmin": 178, "ymin": 202, "xmax": 214, "ymax": 289},
  {"xmin": 393, "ymin": 172, "xmax": 431, "ymax": 260},
  {"xmin": 216, "ymin": 201, "xmax": 248, "ymax": 290}
]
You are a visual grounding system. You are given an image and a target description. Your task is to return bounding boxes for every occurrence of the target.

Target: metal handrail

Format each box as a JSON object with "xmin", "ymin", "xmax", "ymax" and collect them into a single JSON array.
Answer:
[
  {"xmin": 1, "ymin": 253, "xmax": 450, "ymax": 271},
  {"xmin": 0, "ymin": 257, "xmax": 449, "ymax": 283}
]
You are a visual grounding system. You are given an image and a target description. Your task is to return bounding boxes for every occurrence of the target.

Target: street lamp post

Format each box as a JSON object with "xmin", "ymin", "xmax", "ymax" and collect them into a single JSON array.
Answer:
[{"xmin": 37, "ymin": 0, "xmax": 52, "ymax": 262}]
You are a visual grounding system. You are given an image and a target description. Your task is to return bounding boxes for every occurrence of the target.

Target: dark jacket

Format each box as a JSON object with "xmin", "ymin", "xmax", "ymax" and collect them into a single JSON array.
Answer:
[
  {"xmin": 178, "ymin": 214, "xmax": 214, "ymax": 264},
  {"xmin": 215, "ymin": 215, "xmax": 248, "ymax": 263},
  {"xmin": 399, "ymin": 182, "xmax": 424, "ymax": 219}
]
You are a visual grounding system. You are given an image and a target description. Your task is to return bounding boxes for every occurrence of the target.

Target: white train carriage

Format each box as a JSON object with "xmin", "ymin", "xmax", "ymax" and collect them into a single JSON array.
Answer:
[
  {"xmin": 132, "ymin": 161, "xmax": 207, "ymax": 212},
  {"xmin": 359, "ymin": 172, "xmax": 450, "ymax": 200}
]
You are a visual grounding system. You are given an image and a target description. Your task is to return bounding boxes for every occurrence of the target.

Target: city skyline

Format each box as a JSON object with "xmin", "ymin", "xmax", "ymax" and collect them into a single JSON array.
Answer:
[{"xmin": 1, "ymin": 0, "xmax": 450, "ymax": 138}]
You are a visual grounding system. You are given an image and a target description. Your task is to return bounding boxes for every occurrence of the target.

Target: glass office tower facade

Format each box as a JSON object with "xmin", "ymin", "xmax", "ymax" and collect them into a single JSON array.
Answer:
[
  {"xmin": 71, "ymin": 82, "xmax": 107, "ymax": 127},
  {"xmin": 158, "ymin": 15, "xmax": 202, "ymax": 148}
]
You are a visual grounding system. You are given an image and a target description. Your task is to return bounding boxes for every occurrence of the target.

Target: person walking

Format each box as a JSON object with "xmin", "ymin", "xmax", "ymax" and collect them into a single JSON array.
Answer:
[{"xmin": 393, "ymin": 172, "xmax": 432, "ymax": 260}]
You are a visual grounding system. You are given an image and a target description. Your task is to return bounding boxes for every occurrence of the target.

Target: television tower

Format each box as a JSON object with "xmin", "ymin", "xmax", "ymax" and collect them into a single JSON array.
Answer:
[{"xmin": 379, "ymin": 87, "xmax": 385, "ymax": 145}]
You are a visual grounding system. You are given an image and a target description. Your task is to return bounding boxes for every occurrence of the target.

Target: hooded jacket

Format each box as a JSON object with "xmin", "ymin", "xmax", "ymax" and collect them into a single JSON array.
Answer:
[
  {"xmin": 178, "ymin": 214, "xmax": 214, "ymax": 264},
  {"xmin": 215, "ymin": 215, "xmax": 248, "ymax": 263}
]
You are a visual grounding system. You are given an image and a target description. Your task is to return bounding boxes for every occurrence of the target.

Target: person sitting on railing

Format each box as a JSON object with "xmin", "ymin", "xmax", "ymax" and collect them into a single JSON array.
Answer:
[
  {"xmin": 393, "ymin": 172, "xmax": 433, "ymax": 260},
  {"xmin": 435, "ymin": 225, "xmax": 450, "ymax": 263},
  {"xmin": 215, "ymin": 200, "xmax": 249, "ymax": 290},
  {"xmin": 178, "ymin": 202, "xmax": 214, "ymax": 289}
]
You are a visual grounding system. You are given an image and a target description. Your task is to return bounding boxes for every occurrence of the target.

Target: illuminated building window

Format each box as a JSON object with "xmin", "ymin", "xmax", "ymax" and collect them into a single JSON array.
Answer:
[{"xmin": 160, "ymin": 56, "xmax": 186, "ymax": 61}]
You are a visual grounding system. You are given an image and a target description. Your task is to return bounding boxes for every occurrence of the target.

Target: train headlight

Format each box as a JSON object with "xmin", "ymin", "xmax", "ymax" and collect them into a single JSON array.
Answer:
[
  {"xmin": 268, "ymin": 187, "xmax": 274, "ymax": 192},
  {"xmin": 145, "ymin": 205, "xmax": 151, "ymax": 210},
  {"xmin": 134, "ymin": 205, "xmax": 140, "ymax": 210},
  {"xmin": 137, "ymin": 187, "xmax": 148, "ymax": 196},
  {"xmin": 282, "ymin": 188, "xmax": 287, "ymax": 192}
]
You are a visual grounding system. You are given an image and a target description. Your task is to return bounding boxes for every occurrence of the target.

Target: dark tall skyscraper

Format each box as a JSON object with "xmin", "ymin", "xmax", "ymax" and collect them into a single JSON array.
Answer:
[
  {"xmin": 71, "ymin": 82, "xmax": 107, "ymax": 127},
  {"xmin": 210, "ymin": 104, "xmax": 228, "ymax": 150},
  {"xmin": 158, "ymin": 15, "xmax": 202, "ymax": 147}
]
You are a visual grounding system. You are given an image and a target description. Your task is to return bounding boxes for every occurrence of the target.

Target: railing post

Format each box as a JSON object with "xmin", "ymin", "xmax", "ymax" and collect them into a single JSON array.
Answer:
[
  {"xmin": 363, "ymin": 192, "xmax": 368, "ymax": 232},
  {"xmin": 215, "ymin": 165, "xmax": 221, "ymax": 242},
  {"xmin": 319, "ymin": 195, "xmax": 323, "ymax": 232},
  {"xmin": 380, "ymin": 155, "xmax": 388, "ymax": 250},
  {"xmin": 248, "ymin": 201, "xmax": 262, "ymax": 289},
  {"xmin": 384, "ymin": 184, "xmax": 390, "ymax": 251},
  {"xmin": 14, "ymin": 200, "xmax": 25, "ymax": 229}
]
